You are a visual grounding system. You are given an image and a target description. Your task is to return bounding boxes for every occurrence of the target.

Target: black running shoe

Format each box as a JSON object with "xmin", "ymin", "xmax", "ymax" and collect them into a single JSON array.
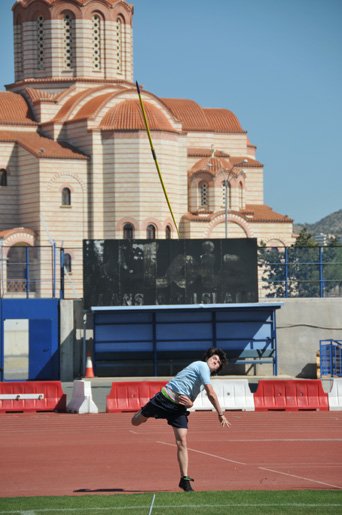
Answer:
[{"xmin": 179, "ymin": 476, "xmax": 194, "ymax": 492}]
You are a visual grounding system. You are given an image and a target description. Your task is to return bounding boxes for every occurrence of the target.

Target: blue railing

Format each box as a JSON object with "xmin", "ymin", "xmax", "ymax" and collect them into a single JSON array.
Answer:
[
  {"xmin": 320, "ymin": 340, "xmax": 342, "ymax": 377},
  {"xmin": 1, "ymin": 244, "xmax": 341, "ymax": 299},
  {"xmin": 258, "ymin": 246, "xmax": 342, "ymax": 298}
]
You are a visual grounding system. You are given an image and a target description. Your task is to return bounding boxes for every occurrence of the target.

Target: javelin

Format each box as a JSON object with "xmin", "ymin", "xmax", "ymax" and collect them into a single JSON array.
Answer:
[{"xmin": 136, "ymin": 81, "xmax": 180, "ymax": 239}]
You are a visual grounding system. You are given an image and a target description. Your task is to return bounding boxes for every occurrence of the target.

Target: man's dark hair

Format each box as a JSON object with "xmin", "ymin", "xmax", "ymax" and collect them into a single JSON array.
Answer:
[{"xmin": 202, "ymin": 347, "xmax": 227, "ymax": 374}]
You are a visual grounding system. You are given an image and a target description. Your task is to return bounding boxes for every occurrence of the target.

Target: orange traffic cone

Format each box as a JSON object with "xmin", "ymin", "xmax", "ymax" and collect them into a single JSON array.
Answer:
[{"xmin": 84, "ymin": 351, "xmax": 95, "ymax": 378}]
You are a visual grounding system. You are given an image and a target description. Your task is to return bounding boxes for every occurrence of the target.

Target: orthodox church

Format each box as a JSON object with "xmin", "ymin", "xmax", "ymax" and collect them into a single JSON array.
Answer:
[{"xmin": 0, "ymin": 0, "xmax": 295, "ymax": 296}]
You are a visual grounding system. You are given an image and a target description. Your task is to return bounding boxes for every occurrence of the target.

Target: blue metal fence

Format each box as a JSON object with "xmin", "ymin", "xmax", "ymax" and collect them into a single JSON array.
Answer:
[
  {"xmin": 320, "ymin": 339, "xmax": 342, "ymax": 377},
  {"xmin": 258, "ymin": 246, "xmax": 342, "ymax": 298},
  {"xmin": 1, "ymin": 244, "xmax": 342, "ymax": 299}
]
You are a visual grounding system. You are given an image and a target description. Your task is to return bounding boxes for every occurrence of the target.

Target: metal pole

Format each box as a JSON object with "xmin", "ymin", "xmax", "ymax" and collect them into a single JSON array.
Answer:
[
  {"xmin": 25, "ymin": 246, "xmax": 29, "ymax": 299},
  {"xmin": 223, "ymin": 171, "xmax": 228, "ymax": 238}
]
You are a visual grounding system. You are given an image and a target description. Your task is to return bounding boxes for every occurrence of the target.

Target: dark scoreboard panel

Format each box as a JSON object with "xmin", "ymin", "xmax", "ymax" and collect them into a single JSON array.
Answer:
[{"xmin": 83, "ymin": 239, "xmax": 258, "ymax": 309}]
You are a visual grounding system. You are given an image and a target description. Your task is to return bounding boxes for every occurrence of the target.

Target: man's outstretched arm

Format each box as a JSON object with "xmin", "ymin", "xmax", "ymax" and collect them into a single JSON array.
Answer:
[{"xmin": 204, "ymin": 384, "xmax": 231, "ymax": 428}]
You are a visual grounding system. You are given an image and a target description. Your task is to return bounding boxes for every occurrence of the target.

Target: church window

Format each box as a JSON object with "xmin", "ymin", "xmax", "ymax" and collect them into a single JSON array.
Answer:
[
  {"xmin": 63, "ymin": 14, "xmax": 74, "ymax": 70},
  {"xmin": 222, "ymin": 182, "xmax": 231, "ymax": 208},
  {"xmin": 123, "ymin": 223, "xmax": 134, "ymax": 239},
  {"xmin": 239, "ymin": 182, "xmax": 244, "ymax": 208},
  {"xmin": 64, "ymin": 253, "xmax": 72, "ymax": 273},
  {"xmin": 0, "ymin": 169, "xmax": 7, "ymax": 186},
  {"xmin": 17, "ymin": 23, "xmax": 23, "ymax": 74},
  {"xmin": 146, "ymin": 224, "xmax": 156, "ymax": 239},
  {"xmin": 62, "ymin": 187, "xmax": 71, "ymax": 206},
  {"xmin": 37, "ymin": 16, "xmax": 45, "ymax": 70},
  {"xmin": 92, "ymin": 15, "xmax": 101, "ymax": 71},
  {"xmin": 165, "ymin": 225, "xmax": 172, "ymax": 239},
  {"xmin": 200, "ymin": 182, "xmax": 208, "ymax": 207},
  {"xmin": 116, "ymin": 18, "xmax": 122, "ymax": 72}
]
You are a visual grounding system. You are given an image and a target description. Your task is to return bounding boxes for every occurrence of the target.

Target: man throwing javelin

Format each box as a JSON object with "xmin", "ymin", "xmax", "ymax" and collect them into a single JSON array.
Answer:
[{"xmin": 131, "ymin": 347, "xmax": 231, "ymax": 492}]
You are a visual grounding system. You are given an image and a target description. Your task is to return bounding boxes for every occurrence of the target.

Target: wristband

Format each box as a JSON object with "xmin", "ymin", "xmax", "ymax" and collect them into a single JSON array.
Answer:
[{"xmin": 218, "ymin": 413, "xmax": 224, "ymax": 417}]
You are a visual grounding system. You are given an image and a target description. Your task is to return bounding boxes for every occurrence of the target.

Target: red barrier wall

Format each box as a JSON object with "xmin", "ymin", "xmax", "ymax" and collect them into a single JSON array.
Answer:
[
  {"xmin": 106, "ymin": 381, "xmax": 167, "ymax": 413},
  {"xmin": 254, "ymin": 380, "xmax": 329, "ymax": 411},
  {"xmin": 0, "ymin": 381, "xmax": 66, "ymax": 413}
]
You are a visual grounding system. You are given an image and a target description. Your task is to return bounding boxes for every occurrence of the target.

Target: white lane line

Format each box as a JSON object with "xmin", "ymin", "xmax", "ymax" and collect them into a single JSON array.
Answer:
[
  {"xmin": 259, "ymin": 467, "xmax": 342, "ymax": 490},
  {"xmin": 156, "ymin": 441, "xmax": 247, "ymax": 465},
  {"xmin": 157, "ymin": 440, "xmax": 342, "ymax": 489},
  {"xmin": 148, "ymin": 493, "xmax": 156, "ymax": 515}
]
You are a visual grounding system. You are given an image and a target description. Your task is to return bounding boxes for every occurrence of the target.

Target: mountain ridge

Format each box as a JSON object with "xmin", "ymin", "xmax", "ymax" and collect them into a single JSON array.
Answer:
[{"xmin": 294, "ymin": 209, "xmax": 342, "ymax": 237}]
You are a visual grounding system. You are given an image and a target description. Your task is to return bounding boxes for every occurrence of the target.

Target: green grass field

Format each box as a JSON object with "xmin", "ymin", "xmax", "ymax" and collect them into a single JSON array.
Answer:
[{"xmin": 0, "ymin": 491, "xmax": 341, "ymax": 515}]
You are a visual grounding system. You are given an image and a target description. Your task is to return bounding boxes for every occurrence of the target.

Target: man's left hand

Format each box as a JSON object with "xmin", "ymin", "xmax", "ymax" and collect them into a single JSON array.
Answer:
[{"xmin": 178, "ymin": 395, "xmax": 193, "ymax": 408}]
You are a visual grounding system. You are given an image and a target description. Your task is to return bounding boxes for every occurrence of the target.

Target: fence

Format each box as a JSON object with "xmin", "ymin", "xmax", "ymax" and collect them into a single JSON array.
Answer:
[
  {"xmin": 258, "ymin": 246, "xmax": 342, "ymax": 298},
  {"xmin": 320, "ymin": 340, "xmax": 342, "ymax": 377},
  {"xmin": 0, "ymin": 244, "xmax": 342, "ymax": 300},
  {"xmin": 0, "ymin": 244, "xmax": 83, "ymax": 299}
]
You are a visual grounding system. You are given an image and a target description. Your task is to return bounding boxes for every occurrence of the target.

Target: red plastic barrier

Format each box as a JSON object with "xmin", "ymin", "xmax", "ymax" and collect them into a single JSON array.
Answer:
[
  {"xmin": 254, "ymin": 380, "xmax": 329, "ymax": 411},
  {"xmin": 0, "ymin": 381, "xmax": 66, "ymax": 413},
  {"xmin": 106, "ymin": 381, "xmax": 167, "ymax": 413}
]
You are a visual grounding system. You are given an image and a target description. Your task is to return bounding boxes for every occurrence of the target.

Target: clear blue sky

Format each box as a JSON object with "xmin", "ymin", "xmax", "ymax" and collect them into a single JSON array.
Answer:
[{"xmin": 0, "ymin": 0, "xmax": 341, "ymax": 224}]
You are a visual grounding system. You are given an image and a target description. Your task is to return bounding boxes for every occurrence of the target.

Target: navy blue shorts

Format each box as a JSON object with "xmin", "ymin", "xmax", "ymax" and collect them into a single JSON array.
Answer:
[{"xmin": 141, "ymin": 391, "xmax": 190, "ymax": 429}]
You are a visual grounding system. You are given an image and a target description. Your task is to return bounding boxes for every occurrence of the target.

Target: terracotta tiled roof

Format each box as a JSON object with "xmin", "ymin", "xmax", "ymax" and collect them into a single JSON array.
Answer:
[
  {"xmin": 0, "ymin": 130, "xmax": 88, "ymax": 160},
  {"xmin": 230, "ymin": 156, "xmax": 263, "ymax": 167},
  {"xmin": 161, "ymin": 99, "xmax": 210, "ymax": 131},
  {"xmin": 25, "ymin": 88, "xmax": 59, "ymax": 103},
  {"xmin": 52, "ymin": 90, "xmax": 91, "ymax": 122},
  {"xmin": 191, "ymin": 157, "xmax": 232, "ymax": 174},
  {"xmin": 241, "ymin": 205, "xmax": 293, "ymax": 223},
  {"xmin": 0, "ymin": 92, "xmax": 37, "ymax": 126},
  {"xmin": 185, "ymin": 205, "xmax": 293, "ymax": 224},
  {"xmin": 72, "ymin": 92, "xmax": 117, "ymax": 121},
  {"xmin": 204, "ymin": 108, "xmax": 245, "ymax": 133},
  {"xmin": 100, "ymin": 99, "xmax": 178, "ymax": 132},
  {"xmin": 161, "ymin": 98, "xmax": 245, "ymax": 133}
]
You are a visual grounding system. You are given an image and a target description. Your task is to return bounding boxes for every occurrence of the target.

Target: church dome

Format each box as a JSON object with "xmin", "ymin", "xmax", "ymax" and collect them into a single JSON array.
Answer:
[
  {"xmin": 191, "ymin": 156, "xmax": 233, "ymax": 174},
  {"xmin": 99, "ymin": 99, "xmax": 178, "ymax": 132}
]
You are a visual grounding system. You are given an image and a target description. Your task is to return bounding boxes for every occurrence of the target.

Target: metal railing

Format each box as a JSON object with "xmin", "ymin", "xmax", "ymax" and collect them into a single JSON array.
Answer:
[
  {"xmin": 1, "ymin": 244, "xmax": 342, "ymax": 300},
  {"xmin": 0, "ymin": 244, "xmax": 83, "ymax": 299},
  {"xmin": 258, "ymin": 246, "xmax": 342, "ymax": 298},
  {"xmin": 320, "ymin": 340, "xmax": 342, "ymax": 377}
]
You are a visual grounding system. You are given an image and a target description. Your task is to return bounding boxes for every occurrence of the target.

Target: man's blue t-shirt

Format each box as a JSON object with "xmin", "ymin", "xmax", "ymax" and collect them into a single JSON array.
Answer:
[{"xmin": 166, "ymin": 361, "xmax": 211, "ymax": 401}]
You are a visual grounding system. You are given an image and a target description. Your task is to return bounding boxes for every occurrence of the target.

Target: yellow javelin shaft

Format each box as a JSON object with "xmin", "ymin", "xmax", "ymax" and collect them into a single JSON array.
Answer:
[{"xmin": 136, "ymin": 81, "xmax": 180, "ymax": 239}]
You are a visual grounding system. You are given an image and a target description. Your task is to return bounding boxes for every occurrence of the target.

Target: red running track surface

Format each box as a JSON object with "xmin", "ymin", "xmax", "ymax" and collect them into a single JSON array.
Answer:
[{"xmin": 0, "ymin": 411, "xmax": 341, "ymax": 497}]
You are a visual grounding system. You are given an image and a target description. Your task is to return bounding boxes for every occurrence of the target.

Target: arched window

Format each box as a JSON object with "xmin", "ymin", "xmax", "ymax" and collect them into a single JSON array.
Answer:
[
  {"xmin": 116, "ymin": 18, "xmax": 122, "ymax": 72},
  {"xmin": 62, "ymin": 187, "xmax": 71, "ymax": 206},
  {"xmin": 146, "ymin": 224, "xmax": 156, "ymax": 239},
  {"xmin": 64, "ymin": 253, "xmax": 72, "ymax": 273},
  {"xmin": 0, "ymin": 169, "xmax": 7, "ymax": 186},
  {"xmin": 165, "ymin": 225, "xmax": 172, "ymax": 239},
  {"xmin": 63, "ymin": 14, "xmax": 74, "ymax": 70},
  {"xmin": 239, "ymin": 182, "xmax": 244, "ymax": 208},
  {"xmin": 37, "ymin": 16, "xmax": 45, "ymax": 70},
  {"xmin": 123, "ymin": 223, "xmax": 134, "ymax": 239},
  {"xmin": 200, "ymin": 182, "xmax": 208, "ymax": 207},
  {"xmin": 7, "ymin": 245, "xmax": 35, "ymax": 293},
  {"xmin": 92, "ymin": 15, "xmax": 101, "ymax": 71}
]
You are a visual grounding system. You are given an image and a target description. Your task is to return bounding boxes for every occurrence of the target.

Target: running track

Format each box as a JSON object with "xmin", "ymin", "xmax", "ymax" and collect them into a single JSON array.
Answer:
[{"xmin": 0, "ymin": 411, "xmax": 341, "ymax": 497}]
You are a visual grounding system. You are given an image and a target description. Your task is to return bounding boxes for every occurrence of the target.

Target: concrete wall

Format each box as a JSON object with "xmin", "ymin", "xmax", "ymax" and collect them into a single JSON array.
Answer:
[
  {"xmin": 60, "ymin": 298, "xmax": 342, "ymax": 380},
  {"xmin": 273, "ymin": 298, "xmax": 342, "ymax": 378}
]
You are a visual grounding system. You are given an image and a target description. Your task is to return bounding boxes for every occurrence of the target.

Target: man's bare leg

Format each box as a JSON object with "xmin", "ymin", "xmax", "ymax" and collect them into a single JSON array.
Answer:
[
  {"xmin": 172, "ymin": 426, "xmax": 188, "ymax": 477},
  {"xmin": 131, "ymin": 410, "xmax": 148, "ymax": 426}
]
